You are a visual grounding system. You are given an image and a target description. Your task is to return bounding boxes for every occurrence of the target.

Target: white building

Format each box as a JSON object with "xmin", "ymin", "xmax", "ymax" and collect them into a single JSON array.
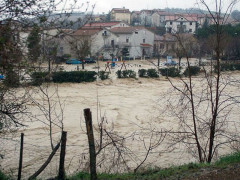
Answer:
[
  {"xmin": 139, "ymin": 10, "xmax": 154, "ymax": 27},
  {"xmin": 165, "ymin": 15, "xmax": 198, "ymax": 34},
  {"xmin": 110, "ymin": 8, "xmax": 131, "ymax": 24},
  {"xmin": 151, "ymin": 11, "xmax": 169, "ymax": 27},
  {"xmin": 110, "ymin": 26, "xmax": 154, "ymax": 59}
]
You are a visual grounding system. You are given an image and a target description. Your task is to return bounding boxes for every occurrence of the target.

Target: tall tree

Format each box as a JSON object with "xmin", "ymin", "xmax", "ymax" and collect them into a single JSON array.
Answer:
[
  {"xmin": 27, "ymin": 24, "xmax": 41, "ymax": 62},
  {"xmin": 162, "ymin": 0, "xmax": 240, "ymax": 163}
]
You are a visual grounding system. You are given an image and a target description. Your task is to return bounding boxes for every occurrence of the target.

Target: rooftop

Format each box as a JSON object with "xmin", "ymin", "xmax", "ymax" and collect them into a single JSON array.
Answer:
[
  {"xmin": 72, "ymin": 28, "xmax": 102, "ymax": 36},
  {"xmin": 83, "ymin": 22, "xmax": 122, "ymax": 28},
  {"xmin": 110, "ymin": 26, "xmax": 145, "ymax": 34},
  {"xmin": 111, "ymin": 8, "xmax": 130, "ymax": 13}
]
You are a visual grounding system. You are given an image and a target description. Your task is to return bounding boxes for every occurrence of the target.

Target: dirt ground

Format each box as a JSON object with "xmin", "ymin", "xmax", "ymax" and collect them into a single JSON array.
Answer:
[{"xmin": 1, "ymin": 58, "xmax": 240, "ymax": 179}]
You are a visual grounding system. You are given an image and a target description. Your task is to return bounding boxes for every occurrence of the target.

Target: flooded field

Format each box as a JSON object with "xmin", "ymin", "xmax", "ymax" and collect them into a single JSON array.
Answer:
[{"xmin": 1, "ymin": 59, "xmax": 240, "ymax": 179}]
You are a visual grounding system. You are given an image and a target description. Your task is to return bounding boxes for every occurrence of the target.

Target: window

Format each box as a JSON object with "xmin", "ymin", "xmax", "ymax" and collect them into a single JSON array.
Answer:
[
  {"xmin": 190, "ymin": 22, "xmax": 192, "ymax": 25},
  {"xmin": 168, "ymin": 27, "xmax": 172, "ymax": 33},
  {"xmin": 111, "ymin": 40, "xmax": 114, "ymax": 47},
  {"xmin": 143, "ymin": 39, "xmax": 145, "ymax": 43},
  {"xmin": 135, "ymin": 31, "xmax": 138, "ymax": 34},
  {"xmin": 170, "ymin": 21, "xmax": 172, "ymax": 25},
  {"xmin": 126, "ymin": 38, "xmax": 129, "ymax": 43},
  {"xmin": 59, "ymin": 47, "xmax": 63, "ymax": 55},
  {"xmin": 180, "ymin": 22, "xmax": 183, "ymax": 25},
  {"xmin": 189, "ymin": 29, "xmax": 192, "ymax": 32},
  {"xmin": 160, "ymin": 44, "xmax": 164, "ymax": 49}
]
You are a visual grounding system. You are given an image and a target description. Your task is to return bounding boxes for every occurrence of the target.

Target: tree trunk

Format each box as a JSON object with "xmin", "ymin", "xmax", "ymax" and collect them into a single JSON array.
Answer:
[{"xmin": 58, "ymin": 131, "xmax": 67, "ymax": 179}]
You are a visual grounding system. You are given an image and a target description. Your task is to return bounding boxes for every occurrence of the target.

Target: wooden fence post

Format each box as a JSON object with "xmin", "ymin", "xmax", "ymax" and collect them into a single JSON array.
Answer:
[
  {"xmin": 84, "ymin": 108, "xmax": 97, "ymax": 180},
  {"xmin": 18, "ymin": 133, "xmax": 24, "ymax": 180},
  {"xmin": 58, "ymin": 131, "xmax": 67, "ymax": 180}
]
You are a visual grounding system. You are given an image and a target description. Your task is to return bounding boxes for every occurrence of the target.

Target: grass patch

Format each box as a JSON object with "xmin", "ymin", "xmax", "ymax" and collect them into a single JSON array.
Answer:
[
  {"xmin": 0, "ymin": 170, "xmax": 10, "ymax": 180},
  {"xmin": 69, "ymin": 152, "xmax": 240, "ymax": 180},
  {"xmin": 214, "ymin": 151, "xmax": 240, "ymax": 167},
  {"xmin": 68, "ymin": 163, "xmax": 210, "ymax": 180}
]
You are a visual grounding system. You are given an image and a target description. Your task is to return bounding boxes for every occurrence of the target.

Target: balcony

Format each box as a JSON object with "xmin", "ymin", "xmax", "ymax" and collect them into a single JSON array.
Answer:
[
  {"xmin": 121, "ymin": 42, "xmax": 131, "ymax": 47},
  {"xmin": 103, "ymin": 44, "xmax": 120, "ymax": 49},
  {"xmin": 102, "ymin": 32, "xmax": 109, "ymax": 36}
]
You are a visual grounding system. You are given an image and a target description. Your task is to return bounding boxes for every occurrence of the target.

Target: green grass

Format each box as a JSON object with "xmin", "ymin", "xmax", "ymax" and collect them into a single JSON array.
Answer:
[
  {"xmin": 69, "ymin": 152, "xmax": 240, "ymax": 180},
  {"xmin": 214, "ymin": 151, "xmax": 240, "ymax": 167},
  {"xmin": 0, "ymin": 170, "xmax": 10, "ymax": 180},
  {"xmin": 68, "ymin": 163, "xmax": 210, "ymax": 180},
  {"xmin": 1, "ymin": 152, "xmax": 240, "ymax": 180}
]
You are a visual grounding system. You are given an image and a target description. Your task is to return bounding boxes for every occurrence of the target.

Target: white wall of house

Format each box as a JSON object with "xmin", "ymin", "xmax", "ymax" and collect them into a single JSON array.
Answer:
[
  {"xmin": 111, "ymin": 12, "xmax": 131, "ymax": 24},
  {"xmin": 139, "ymin": 11, "xmax": 152, "ymax": 26},
  {"xmin": 131, "ymin": 12, "xmax": 141, "ymax": 26},
  {"xmin": 152, "ymin": 13, "xmax": 161, "ymax": 27},
  {"xmin": 19, "ymin": 31, "xmax": 30, "ymax": 55},
  {"xmin": 165, "ymin": 17, "xmax": 197, "ymax": 33},
  {"xmin": 114, "ymin": 28, "xmax": 154, "ymax": 58},
  {"xmin": 91, "ymin": 29, "xmax": 119, "ymax": 59}
]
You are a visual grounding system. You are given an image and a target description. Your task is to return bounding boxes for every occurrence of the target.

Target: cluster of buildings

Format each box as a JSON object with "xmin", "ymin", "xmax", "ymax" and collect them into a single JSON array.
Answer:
[
  {"xmin": 21, "ymin": 8, "xmax": 235, "ymax": 60},
  {"xmin": 110, "ymin": 8, "xmax": 221, "ymax": 33},
  {"xmin": 55, "ymin": 21, "xmax": 155, "ymax": 60}
]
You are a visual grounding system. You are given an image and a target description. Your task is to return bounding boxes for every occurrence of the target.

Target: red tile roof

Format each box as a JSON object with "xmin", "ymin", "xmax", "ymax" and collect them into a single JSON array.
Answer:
[
  {"xmin": 72, "ymin": 28, "xmax": 102, "ymax": 36},
  {"xmin": 112, "ymin": 8, "xmax": 130, "ymax": 13},
  {"xmin": 84, "ymin": 22, "xmax": 121, "ymax": 28},
  {"xmin": 110, "ymin": 26, "xmax": 145, "ymax": 34},
  {"xmin": 165, "ymin": 14, "xmax": 198, "ymax": 22}
]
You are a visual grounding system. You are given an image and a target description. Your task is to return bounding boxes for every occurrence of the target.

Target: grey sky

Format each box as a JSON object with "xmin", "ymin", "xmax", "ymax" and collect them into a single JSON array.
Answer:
[{"xmin": 90, "ymin": 0, "xmax": 239, "ymax": 14}]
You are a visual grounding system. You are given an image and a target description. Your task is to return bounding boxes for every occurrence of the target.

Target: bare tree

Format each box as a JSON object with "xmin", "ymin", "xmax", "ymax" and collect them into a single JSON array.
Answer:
[{"xmin": 161, "ymin": 0, "xmax": 240, "ymax": 163}]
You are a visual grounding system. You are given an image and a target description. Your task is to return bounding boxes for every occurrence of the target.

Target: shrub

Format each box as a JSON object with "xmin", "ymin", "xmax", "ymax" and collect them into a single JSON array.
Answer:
[
  {"xmin": 160, "ymin": 68, "xmax": 180, "ymax": 77},
  {"xmin": 116, "ymin": 70, "xmax": 122, "ymax": 78},
  {"xmin": 147, "ymin": 69, "xmax": 159, "ymax": 78},
  {"xmin": 220, "ymin": 64, "xmax": 234, "ymax": 71},
  {"xmin": 183, "ymin": 66, "xmax": 201, "ymax": 77},
  {"xmin": 235, "ymin": 63, "xmax": 240, "ymax": 70},
  {"xmin": 4, "ymin": 69, "xmax": 20, "ymax": 87},
  {"xmin": 52, "ymin": 71, "xmax": 97, "ymax": 83},
  {"xmin": 214, "ymin": 63, "xmax": 240, "ymax": 72},
  {"xmin": 99, "ymin": 71, "xmax": 109, "ymax": 80},
  {"xmin": 138, "ymin": 69, "xmax": 147, "ymax": 77},
  {"xmin": 116, "ymin": 70, "xmax": 136, "ymax": 78},
  {"xmin": 31, "ymin": 72, "xmax": 50, "ymax": 86}
]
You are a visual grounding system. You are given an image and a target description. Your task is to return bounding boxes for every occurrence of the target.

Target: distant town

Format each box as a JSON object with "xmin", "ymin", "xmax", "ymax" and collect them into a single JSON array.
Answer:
[{"xmin": 16, "ymin": 7, "xmax": 240, "ymax": 62}]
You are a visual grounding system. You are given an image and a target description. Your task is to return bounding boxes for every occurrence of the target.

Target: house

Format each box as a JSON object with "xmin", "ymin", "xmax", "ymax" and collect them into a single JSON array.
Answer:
[
  {"xmin": 110, "ymin": 8, "xmax": 131, "ymax": 24},
  {"xmin": 151, "ymin": 11, "xmax": 170, "ymax": 27},
  {"xmin": 55, "ymin": 27, "xmax": 119, "ymax": 60},
  {"xmin": 139, "ymin": 10, "xmax": 154, "ymax": 27},
  {"xmin": 154, "ymin": 33, "xmax": 176, "ymax": 57},
  {"xmin": 110, "ymin": 26, "xmax": 155, "ymax": 59},
  {"xmin": 197, "ymin": 14, "xmax": 224, "ymax": 27},
  {"xmin": 165, "ymin": 14, "xmax": 198, "ymax": 33},
  {"xmin": 154, "ymin": 33, "xmax": 198, "ymax": 58},
  {"xmin": 131, "ymin": 11, "xmax": 141, "ymax": 26}
]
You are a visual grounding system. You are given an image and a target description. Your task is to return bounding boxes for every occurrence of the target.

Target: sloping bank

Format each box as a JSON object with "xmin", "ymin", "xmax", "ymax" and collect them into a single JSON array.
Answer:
[{"xmin": 68, "ymin": 151, "xmax": 240, "ymax": 180}]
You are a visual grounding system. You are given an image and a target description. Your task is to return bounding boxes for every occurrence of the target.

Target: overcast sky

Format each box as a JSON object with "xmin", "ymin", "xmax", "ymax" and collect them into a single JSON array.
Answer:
[
  {"xmin": 56, "ymin": 0, "xmax": 240, "ymax": 14},
  {"xmin": 89, "ymin": 0, "xmax": 240, "ymax": 14}
]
